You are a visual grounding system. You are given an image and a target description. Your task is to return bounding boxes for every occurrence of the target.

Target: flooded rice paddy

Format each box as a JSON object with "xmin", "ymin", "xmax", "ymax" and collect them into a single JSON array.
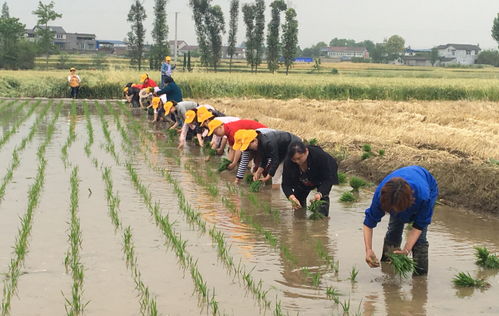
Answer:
[{"xmin": 0, "ymin": 98, "xmax": 497, "ymax": 315}]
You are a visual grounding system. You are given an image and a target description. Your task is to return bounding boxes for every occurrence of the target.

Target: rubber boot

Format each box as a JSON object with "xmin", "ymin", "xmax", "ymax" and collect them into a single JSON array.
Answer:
[
  {"xmin": 412, "ymin": 242, "xmax": 429, "ymax": 276},
  {"xmin": 380, "ymin": 240, "xmax": 401, "ymax": 262}
]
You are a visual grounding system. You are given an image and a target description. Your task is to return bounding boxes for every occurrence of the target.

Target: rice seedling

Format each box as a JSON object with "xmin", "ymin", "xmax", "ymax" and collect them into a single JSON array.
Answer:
[
  {"xmin": 311, "ymin": 272, "xmax": 321, "ymax": 287},
  {"xmin": 308, "ymin": 200, "xmax": 326, "ymax": 220},
  {"xmin": 0, "ymin": 100, "xmax": 37, "ymax": 151},
  {"xmin": 362, "ymin": 144, "xmax": 372, "ymax": 153},
  {"xmin": 244, "ymin": 173, "xmax": 254, "ymax": 184},
  {"xmin": 361, "ymin": 152, "xmax": 374, "ymax": 160},
  {"xmin": 337, "ymin": 172, "xmax": 347, "ymax": 184},
  {"xmin": 349, "ymin": 176, "xmax": 367, "ymax": 192},
  {"xmin": 378, "ymin": 149, "xmax": 385, "ymax": 156},
  {"xmin": 474, "ymin": 246, "xmax": 499, "ymax": 269},
  {"xmin": 217, "ymin": 158, "xmax": 232, "ymax": 172},
  {"xmin": 325, "ymin": 287, "xmax": 341, "ymax": 304},
  {"xmin": 308, "ymin": 138, "xmax": 319, "ymax": 146},
  {"xmin": 452, "ymin": 272, "xmax": 489, "ymax": 288},
  {"xmin": 349, "ymin": 266, "xmax": 359, "ymax": 282},
  {"xmin": 83, "ymin": 101, "xmax": 94, "ymax": 156},
  {"xmin": 339, "ymin": 191, "xmax": 356, "ymax": 202},
  {"xmin": 387, "ymin": 253, "xmax": 417, "ymax": 277},
  {"xmin": 340, "ymin": 297, "xmax": 351, "ymax": 314},
  {"xmin": 249, "ymin": 180, "xmax": 263, "ymax": 192}
]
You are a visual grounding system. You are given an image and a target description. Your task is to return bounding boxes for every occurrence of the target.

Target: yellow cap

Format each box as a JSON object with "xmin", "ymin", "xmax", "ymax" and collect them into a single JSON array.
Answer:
[
  {"xmin": 70, "ymin": 67, "xmax": 76, "ymax": 71},
  {"xmin": 123, "ymin": 87, "xmax": 128, "ymax": 93},
  {"xmin": 233, "ymin": 129, "xmax": 257, "ymax": 151},
  {"xmin": 163, "ymin": 101, "xmax": 174, "ymax": 114},
  {"xmin": 185, "ymin": 110, "xmax": 196, "ymax": 124},
  {"xmin": 140, "ymin": 73, "xmax": 148, "ymax": 83},
  {"xmin": 196, "ymin": 106, "xmax": 214, "ymax": 123},
  {"xmin": 165, "ymin": 56, "xmax": 172, "ymax": 61},
  {"xmin": 152, "ymin": 97, "xmax": 161, "ymax": 109},
  {"xmin": 207, "ymin": 119, "xmax": 223, "ymax": 136}
]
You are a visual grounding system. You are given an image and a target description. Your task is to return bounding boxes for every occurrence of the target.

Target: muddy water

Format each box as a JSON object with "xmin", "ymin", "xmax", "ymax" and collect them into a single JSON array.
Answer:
[{"xmin": 0, "ymin": 99, "xmax": 497, "ymax": 316}]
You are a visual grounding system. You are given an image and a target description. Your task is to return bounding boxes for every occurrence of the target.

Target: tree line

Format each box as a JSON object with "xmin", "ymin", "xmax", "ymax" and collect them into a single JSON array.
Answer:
[{"xmin": 127, "ymin": 0, "xmax": 299, "ymax": 74}]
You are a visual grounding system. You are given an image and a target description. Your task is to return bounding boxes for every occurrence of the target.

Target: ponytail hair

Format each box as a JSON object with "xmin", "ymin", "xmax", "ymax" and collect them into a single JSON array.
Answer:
[{"xmin": 380, "ymin": 177, "xmax": 415, "ymax": 212}]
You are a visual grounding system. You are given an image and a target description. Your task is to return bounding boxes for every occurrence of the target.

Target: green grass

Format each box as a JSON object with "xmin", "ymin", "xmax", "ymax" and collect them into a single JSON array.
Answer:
[
  {"xmin": 452, "ymin": 272, "xmax": 489, "ymax": 288},
  {"xmin": 337, "ymin": 172, "xmax": 347, "ymax": 184},
  {"xmin": 308, "ymin": 199, "xmax": 326, "ymax": 220},
  {"xmin": 475, "ymin": 246, "xmax": 499, "ymax": 269},
  {"xmin": 387, "ymin": 253, "xmax": 417, "ymax": 277},
  {"xmin": 339, "ymin": 191, "xmax": 356, "ymax": 202},
  {"xmin": 349, "ymin": 176, "xmax": 367, "ymax": 192}
]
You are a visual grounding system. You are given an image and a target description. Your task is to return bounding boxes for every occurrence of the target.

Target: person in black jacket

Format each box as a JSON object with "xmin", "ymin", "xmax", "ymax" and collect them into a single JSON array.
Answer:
[
  {"xmin": 233, "ymin": 129, "xmax": 301, "ymax": 185},
  {"xmin": 282, "ymin": 140, "xmax": 339, "ymax": 217}
]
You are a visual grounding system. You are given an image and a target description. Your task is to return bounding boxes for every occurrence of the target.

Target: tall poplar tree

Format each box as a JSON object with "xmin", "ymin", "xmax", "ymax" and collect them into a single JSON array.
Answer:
[
  {"xmin": 1, "ymin": 2, "xmax": 9, "ymax": 18},
  {"xmin": 190, "ymin": 0, "xmax": 211, "ymax": 67},
  {"xmin": 492, "ymin": 13, "xmax": 499, "ymax": 48},
  {"xmin": 227, "ymin": 0, "xmax": 239, "ymax": 72},
  {"xmin": 32, "ymin": 1, "xmax": 62, "ymax": 69},
  {"xmin": 127, "ymin": 0, "xmax": 147, "ymax": 70},
  {"xmin": 266, "ymin": 0, "xmax": 286, "ymax": 73},
  {"xmin": 253, "ymin": 0, "xmax": 265, "ymax": 72},
  {"xmin": 242, "ymin": 3, "xmax": 256, "ymax": 71},
  {"xmin": 150, "ymin": 0, "xmax": 169, "ymax": 70},
  {"xmin": 281, "ymin": 8, "xmax": 298, "ymax": 75}
]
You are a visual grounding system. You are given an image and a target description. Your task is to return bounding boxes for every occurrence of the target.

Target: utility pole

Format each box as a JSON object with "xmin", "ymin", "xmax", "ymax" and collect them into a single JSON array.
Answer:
[{"xmin": 174, "ymin": 11, "xmax": 179, "ymax": 65}]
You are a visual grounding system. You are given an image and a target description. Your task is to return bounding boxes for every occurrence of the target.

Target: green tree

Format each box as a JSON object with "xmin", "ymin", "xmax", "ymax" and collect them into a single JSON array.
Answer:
[
  {"xmin": 253, "ymin": 0, "xmax": 265, "ymax": 72},
  {"xmin": 0, "ymin": 14, "xmax": 26, "ymax": 69},
  {"xmin": 477, "ymin": 49, "xmax": 499, "ymax": 66},
  {"xmin": 1, "ymin": 2, "xmax": 9, "ymax": 18},
  {"xmin": 329, "ymin": 37, "xmax": 356, "ymax": 47},
  {"xmin": 430, "ymin": 47, "xmax": 439, "ymax": 66},
  {"xmin": 242, "ymin": 3, "xmax": 256, "ymax": 71},
  {"xmin": 360, "ymin": 40, "xmax": 375, "ymax": 56},
  {"xmin": 385, "ymin": 35, "xmax": 405, "ymax": 60},
  {"xmin": 492, "ymin": 13, "xmax": 499, "ymax": 47},
  {"xmin": 301, "ymin": 41, "xmax": 327, "ymax": 58},
  {"xmin": 370, "ymin": 43, "xmax": 386, "ymax": 63},
  {"xmin": 281, "ymin": 8, "xmax": 298, "ymax": 75},
  {"xmin": 127, "ymin": 0, "xmax": 147, "ymax": 70},
  {"xmin": 32, "ymin": 1, "xmax": 62, "ymax": 69},
  {"xmin": 150, "ymin": 0, "xmax": 169, "ymax": 70},
  {"xmin": 266, "ymin": 0, "xmax": 286, "ymax": 73},
  {"xmin": 206, "ymin": 5, "xmax": 225, "ymax": 71},
  {"xmin": 227, "ymin": 0, "xmax": 239, "ymax": 72},
  {"xmin": 190, "ymin": 0, "xmax": 211, "ymax": 67}
]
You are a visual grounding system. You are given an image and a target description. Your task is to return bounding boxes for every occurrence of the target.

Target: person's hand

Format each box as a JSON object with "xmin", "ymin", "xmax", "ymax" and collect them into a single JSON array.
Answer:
[
  {"xmin": 253, "ymin": 167, "xmax": 264, "ymax": 181},
  {"xmin": 261, "ymin": 174, "xmax": 271, "ymax": 182},
  {"xmin": 393, "ymin": 248, "xmax": 411, "ymax": 255},
  {"xmin": 198, "ymin": 140, "xmax": 204, "ymax": 147},
  {"xmin": 365, "ymin": 249, "xmax": 380, "ymax": 268},
  {"xmin": 289, "ymin": 195, "xmax": 302, "ymax": 209},
  {"xmin": 227, "ymin": 162, "xmax": 237, "ymax": 170},
  {"xmin": 234, "ymin": 178, "xmax": 241, "ymax": 184},
  {"xmin": 311, "ymin": 192, "xmax": 322, "ymax": 202}
]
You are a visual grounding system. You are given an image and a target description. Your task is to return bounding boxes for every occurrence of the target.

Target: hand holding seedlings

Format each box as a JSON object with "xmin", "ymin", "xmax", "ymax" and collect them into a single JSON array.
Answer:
[
  {"xmin": 288, "ymin": 195, "xmax": 302, "ymax": 209},
  {"xmin": 387, "ymin": 253, "xmax": 416, "ymax": 277}
]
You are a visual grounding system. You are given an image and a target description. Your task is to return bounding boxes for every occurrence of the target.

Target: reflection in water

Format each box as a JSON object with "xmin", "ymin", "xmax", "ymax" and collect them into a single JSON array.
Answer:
[{"xmin": 381, "ymin": 263, "xmax": 428, "ymax": 316}]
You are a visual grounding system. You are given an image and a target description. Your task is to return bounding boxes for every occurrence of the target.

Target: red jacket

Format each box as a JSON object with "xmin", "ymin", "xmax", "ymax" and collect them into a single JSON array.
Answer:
[
  {"xmin": 224, "ymin": 120, "xmax": 267, "ymax": 146},
  {"xmin": 134, "ymin": 78, "xmax": 158, "ymax": 90}
]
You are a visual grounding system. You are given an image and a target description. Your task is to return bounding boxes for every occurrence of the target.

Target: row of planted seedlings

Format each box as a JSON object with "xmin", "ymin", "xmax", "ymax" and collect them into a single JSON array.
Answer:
[
  {"xmin": 63, "ymin": 167, "xmax": 88, "ymax": 315},
  {"xmin": 113, "ymin": 101, "xmax": 289, "ymax": 315},
  {"xmin": 0, "ymin": 99, "xmax": 39, "ymax": 151},
  {"xmin": 1, "ymin": 102, "xmax": 63, "ymax": 316},
  {"xmin": 0, "ymin": 101, "xmax": 52, "ymax": 204},
  {"xmin": 95, "ymin": 102, "xmax": 223, "ymax": 315},
  {"xmin": 116, "ymin": 100, "xmax": 354, "ymax": 310},
  {"xmin": 0, "ymin": 100, "xmax": 21, "ymax": 124},
  {"xmin": 60, "ymin": 100, "xmax": 78, "ymax": 167},
  {"xmin": 82, "ymin": 100, "xmax": 159, "ymax": 315}
]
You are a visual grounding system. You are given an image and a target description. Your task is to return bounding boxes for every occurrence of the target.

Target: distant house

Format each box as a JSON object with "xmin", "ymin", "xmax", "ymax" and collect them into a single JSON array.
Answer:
[
  {"xmin": 222, "ymin": 46, "xmax": 246, "ymax": 59},
  {"xmin": 403, "ymin": 56, "xmax": 433, "ymax": 67},
  {"xmin": 436, "ymin": 44, "xmax": 480, "ymax": 65},
  {"xmin": 320, "ymin": 46, "xmax": 369, "ymax": 60},
  {"xmin": 25, "ymin": 26, "xmax": 96, "ymax": 52},
  {"xmin": 96, "ymin": 40, "xmax": 128, "ymax": 55},
  {"xmin": 168, "ymin": 40, "xmax": 188, "ymax": 55}
]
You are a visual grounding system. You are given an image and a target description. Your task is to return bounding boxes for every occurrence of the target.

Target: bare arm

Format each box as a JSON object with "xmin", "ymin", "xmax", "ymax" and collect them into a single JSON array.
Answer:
[
  {"xmin": 394, "ymin": 228, "xmax": 422, "ymax": 255},
  {"xmin": 363, "ymin": 225, "xmax": 380, "ymax": 268}
]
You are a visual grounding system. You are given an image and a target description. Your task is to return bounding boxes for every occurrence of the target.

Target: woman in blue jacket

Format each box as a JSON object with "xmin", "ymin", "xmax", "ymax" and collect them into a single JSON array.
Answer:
[{"xmin": 363, "ymin": 165, "xmax": 438, "ymax": 275}]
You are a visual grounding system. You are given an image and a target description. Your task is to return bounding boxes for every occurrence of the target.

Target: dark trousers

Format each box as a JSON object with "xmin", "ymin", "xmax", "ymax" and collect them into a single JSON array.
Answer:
[
  {"xmin": 294, "ymin": 186, "xmax": 330, "ymax": 217},
  {"xmin": 70, "ymin": 87, "xmax": 79, "ymax": 99},
  {"xmin": 161, "ymin": 75, "xmax": 171, "ymax": 88},
  {"xmin": 382, "ymin": 215, "xmax": 429, "ymax": 275}
]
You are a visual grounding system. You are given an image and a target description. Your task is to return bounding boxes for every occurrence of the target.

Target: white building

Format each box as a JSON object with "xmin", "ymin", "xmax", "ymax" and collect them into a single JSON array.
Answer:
[
  {"xmin": 436, "ymin": 44, "xmax": 480, "ymax": 65},
  {"xmin": 320, "ymin": 46, "xmax": 369, "ymax": 60}
]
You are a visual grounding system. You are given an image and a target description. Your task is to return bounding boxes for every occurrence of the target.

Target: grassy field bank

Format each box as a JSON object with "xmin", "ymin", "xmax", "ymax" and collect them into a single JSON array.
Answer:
[
  {"xmin": 204, "ymin": 97, "xmax": 499, "ymax": 214},
  {"xmin": 1, "ymin": 67, "xmax": 499, "ymax": 101}
]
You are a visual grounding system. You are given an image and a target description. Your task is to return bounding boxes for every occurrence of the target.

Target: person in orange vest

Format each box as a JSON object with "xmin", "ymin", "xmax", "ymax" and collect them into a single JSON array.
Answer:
[{"xmin": 67, "ymin": 67, "xmax": 81, "ymax": 99}]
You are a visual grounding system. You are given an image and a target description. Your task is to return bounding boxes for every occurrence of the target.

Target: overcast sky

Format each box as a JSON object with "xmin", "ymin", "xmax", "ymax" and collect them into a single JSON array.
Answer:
[{"xmin": 8, "ymin": 0, "xmax": 499, "ymax": 50}]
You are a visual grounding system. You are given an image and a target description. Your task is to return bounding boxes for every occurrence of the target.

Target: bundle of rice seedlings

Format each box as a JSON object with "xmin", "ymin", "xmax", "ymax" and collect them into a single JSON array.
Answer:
[
  {"xmin": 452, "ymin": 272, "xmax": 489, "ymax": 288},
  {"xmin": 362, "ymin": 144, "xmax": 372, "ymax": 152},
  {"xmin": 349, "ymin": 176, "xmax": 367, "ymax": 192},
  {"xmin": 475, "ymin": 246, "xmax": 499, "ymax": 269},
  {"xmin": 244, "ymin": 173, "xmax": 254, "ymax": 184},
  {"xmin": 308, "ymin": 200, "xmax": 326, "ymax": 220},
  {"xmin": 217, "ymin": 158, "xmax": 231, "ymax": 172},
  {"xmin": 337, "ymin": 172, "xmax": 347, "ymax": 184},
  {"xmin": 378, "ymin": 149, "xmax": 385, "ymax": 156},
  {"xmin": 249, "ymin": 180, "xmax": 262, "ymax": 192},
  {"xmin": 387, "ymin": 253, "xmax": 416, "ymax": 277},
  {"xmin": 308, "ymin": 138, "xmax": 318, "ymax": 146},
  {"xmin": 339, "ymin": 192, "xmax": 356, "ymax": 202},
  {"xmin": 166, "ymin": 128, "xmax": 177, "ymax": 139}
]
